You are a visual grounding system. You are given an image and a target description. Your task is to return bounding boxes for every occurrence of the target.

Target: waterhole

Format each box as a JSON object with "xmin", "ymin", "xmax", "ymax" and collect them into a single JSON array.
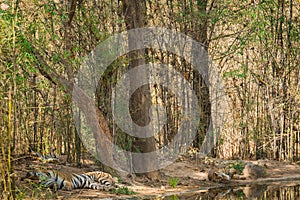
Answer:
[{"xmin": 128, "ymin": 183, "xmax": 300, "ymax": 200}]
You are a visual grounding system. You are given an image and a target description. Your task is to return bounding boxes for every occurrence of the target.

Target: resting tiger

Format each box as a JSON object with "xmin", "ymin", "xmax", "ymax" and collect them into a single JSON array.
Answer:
[{"xmin": 25, "ymin": 170, "xmax": 118, "ymax": 191}]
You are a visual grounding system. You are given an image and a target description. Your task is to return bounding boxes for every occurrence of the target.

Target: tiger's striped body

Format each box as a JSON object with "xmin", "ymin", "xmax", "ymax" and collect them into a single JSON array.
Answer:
[{"xmin": 26, "ymin": 170, "xmax": 117, "ymax": 190}]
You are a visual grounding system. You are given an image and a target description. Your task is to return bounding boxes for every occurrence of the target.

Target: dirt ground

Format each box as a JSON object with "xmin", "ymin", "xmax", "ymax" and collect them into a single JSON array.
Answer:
[{"xmin": 14, "ymin": 154, "xmax": 300, "ymax": 199}]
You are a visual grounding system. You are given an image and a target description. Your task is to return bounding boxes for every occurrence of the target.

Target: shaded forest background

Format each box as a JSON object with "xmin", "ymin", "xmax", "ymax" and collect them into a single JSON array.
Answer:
[{"xmin": 0, "ymin": 0, "xmax": 299, "ymax": 198}]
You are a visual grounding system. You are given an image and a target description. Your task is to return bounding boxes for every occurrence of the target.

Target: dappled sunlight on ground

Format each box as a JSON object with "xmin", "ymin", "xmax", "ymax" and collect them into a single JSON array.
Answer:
[{"xmin": 14, "ymin": 154, "xmax": 300, "ymax": 199}]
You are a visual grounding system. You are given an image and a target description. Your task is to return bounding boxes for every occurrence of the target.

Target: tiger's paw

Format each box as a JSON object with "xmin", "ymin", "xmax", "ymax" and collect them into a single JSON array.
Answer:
[
  {"xmin": 89, "ymin": 182, "xmax": 105, "ymax": 190},
  {"xmin": 64, "ymin": 182, "xmax": 73, "ymax": 191}
]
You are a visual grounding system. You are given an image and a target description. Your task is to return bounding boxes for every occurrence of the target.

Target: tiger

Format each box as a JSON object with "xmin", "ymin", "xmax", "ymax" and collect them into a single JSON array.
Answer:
[{"xmin": 25, "ymin": 170, "xmax": 118, "ymax": 191}]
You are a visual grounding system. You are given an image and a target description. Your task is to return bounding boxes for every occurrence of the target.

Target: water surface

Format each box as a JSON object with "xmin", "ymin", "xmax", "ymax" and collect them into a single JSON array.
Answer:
[{"xmin": 141, "ymin": 183, "xmax": 300, "ymax": 200}]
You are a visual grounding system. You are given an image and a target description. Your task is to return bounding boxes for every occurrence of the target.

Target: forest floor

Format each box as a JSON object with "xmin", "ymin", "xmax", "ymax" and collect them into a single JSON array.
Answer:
[{"xmin": 14, "ymin": 154, "xmax": 300, "ymax": 199}]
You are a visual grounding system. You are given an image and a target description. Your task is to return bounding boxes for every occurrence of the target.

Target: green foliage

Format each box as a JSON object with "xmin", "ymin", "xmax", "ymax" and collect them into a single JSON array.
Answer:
[
  {"xmin": 117, "ymin": 176, "xmax": 122, "ymax": 183},
  {"xmin": 15, "ymin": 188, "xmax": 27, "ymax": 200},
  {"xmin": 110, "ymin": 186, "xmax": 137, "ymax": 195},
  {"xmin": 229, "ymin": 161, "xmax": 245, "ymax": 173},
  {"xmin": 16, "ymin": 181, "xmax": 56, "ymax": 199},
  {"xmin": 168, "ymin": 177, "xmax": 179, "ymax": 188},
  {"xmin": 169, "ymin": 195, "xmax": 179, "ymax": 200},
  {"xmin": 223, "ymin": 68, "xmax": 247, "ymax": 79},
  {"xmin": 232, "ymin": 189, "xmax": 245, "ymax": 198}
]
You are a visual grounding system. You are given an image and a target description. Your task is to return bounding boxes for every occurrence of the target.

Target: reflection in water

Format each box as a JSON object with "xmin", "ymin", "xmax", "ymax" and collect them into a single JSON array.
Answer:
[
  {"xmin": 264, "ymin": 184, "xmax": 300, "ymax": 200},
  {"xmin": 242, "ymin": 184, "xmax": 267, "ymax": 199},
  {"xmin": 146, "ymin": 184, "xmax": 300, "ymax": 200}
]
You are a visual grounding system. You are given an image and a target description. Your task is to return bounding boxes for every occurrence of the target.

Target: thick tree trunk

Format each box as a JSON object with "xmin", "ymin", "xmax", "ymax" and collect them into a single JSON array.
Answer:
[{"xmin": 123, "ymin": 0, "xmax": 159, "ymax": 179}]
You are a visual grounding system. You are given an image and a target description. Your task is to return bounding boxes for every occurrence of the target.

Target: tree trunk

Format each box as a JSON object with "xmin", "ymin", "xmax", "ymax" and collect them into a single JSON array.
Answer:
[
  {"xmin": 123, "ymin": 0, "xmax": 159, "ymax": 179},
  {"xmin": 28, "ymin": 44, "xmax": 116, "ymax": 175}
]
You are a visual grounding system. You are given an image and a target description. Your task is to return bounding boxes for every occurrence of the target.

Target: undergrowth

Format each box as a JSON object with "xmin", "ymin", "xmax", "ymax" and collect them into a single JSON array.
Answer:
[
  {"xmin": 168, "ymin": 177, "xmax": 179, "ymax": 188},
  {"xmin": 110, "ymin": 186, "xmax": 137, "ymax": 195}
]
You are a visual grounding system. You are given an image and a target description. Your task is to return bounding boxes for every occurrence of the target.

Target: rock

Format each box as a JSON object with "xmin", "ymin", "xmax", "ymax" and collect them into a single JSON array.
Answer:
[
  {"xmin": 208, "ymin": 168, "xmax": 231, "ymax": 183},
  {"xmin": 243, "ymin": 162, "xmax": 266, "ymax": 179},
  {"xmin": 225, "ymin": 168, "xmax": 237, "ymax": 179}
]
